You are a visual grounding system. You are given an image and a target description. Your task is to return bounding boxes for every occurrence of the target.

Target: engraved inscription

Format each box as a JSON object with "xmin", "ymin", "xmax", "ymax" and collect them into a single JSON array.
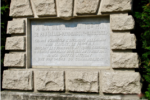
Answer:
[{"xmin": 31, "ymin": 17, "xmax": 110, "ymax": 67}]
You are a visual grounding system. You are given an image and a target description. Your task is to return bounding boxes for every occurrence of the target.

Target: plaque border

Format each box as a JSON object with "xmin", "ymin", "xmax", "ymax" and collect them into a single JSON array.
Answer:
[{"xmin": 26, "ymin": 16, "xmax": 112, "ymax": 69}]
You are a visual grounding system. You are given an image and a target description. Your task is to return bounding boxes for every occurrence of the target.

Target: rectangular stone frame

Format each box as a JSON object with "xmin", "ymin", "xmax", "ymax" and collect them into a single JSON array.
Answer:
[{"xmin": 2, "ymin": 0, "xmax": 140, "ymax": 98}]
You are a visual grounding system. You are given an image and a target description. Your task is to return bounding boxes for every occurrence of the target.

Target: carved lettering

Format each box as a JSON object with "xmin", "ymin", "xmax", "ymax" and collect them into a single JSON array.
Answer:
[{"xmin": 31, "ymin": 17, "xmax": 110, "ymax": 67}]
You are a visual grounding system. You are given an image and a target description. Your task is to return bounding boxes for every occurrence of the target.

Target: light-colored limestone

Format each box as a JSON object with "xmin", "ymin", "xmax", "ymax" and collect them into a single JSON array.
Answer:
[
  {"xmin": 2, "ymin": 70, "xmax": 33, "ymax": 90},
  {"xmin": 111, "ymin": 14, "xmax": 135, "ymax": 30},
  {"xmin": 102, "ymin": 71, "xmax": 141, "ymax": 94},
  {"xmin": 57, "ymin": 0, "xmax": 73, "ymax": 17},
  {"xmin": 122, "ymin": 95, "xmax": 140, "ymax": 100},
  {"xmin": 35, "ymin": 71, "xmax": 64, "ymax": 91},
  {"xmin": 111, "ymin": 33, "xmax": 136, "ymax": 49},
  {"xmin": 5, "ymin": 37, "xmax": 25, "ymax": 50},
  {"xmin": 4, "ymin": 53, "xmax": 25, "ymax": 67},
  {"xmin": 2, "ymin": 92, "xmax": 128, "ymax": 100},
  {"xmin": 112, "ymin": 53, "xmax": 139, "ymax": 68},
  {"xmin": 66, "ymin": 71, "xmax": 98, "ymax": 92},
  {"xmin": 9, "ymin": 0, "xmax": 33, "ymax": 17},
  {"xmin": 76, "ymin": 0, "xmax": 99, "ymax": 14},
  {"xmin": 32, "ymin": 0, "xmax": 56, "ymax": 16},
  {"xmin": 7, "ymin": 20, "xmax": 25, "ymax": 34},
  {"xmin": 101, "ymin": 0, "xmax": 133, "ymax": 13},
  {"xmin": 31, "ymin": 17, "xmax": 110, "ymax": 67}
]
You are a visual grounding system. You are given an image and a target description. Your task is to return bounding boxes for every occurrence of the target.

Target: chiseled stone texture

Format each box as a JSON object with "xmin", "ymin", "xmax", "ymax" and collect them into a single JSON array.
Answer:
[
  {"xmin": 112, "ymin": 53, "xmax": 138, "ymax": 68},
  {"xmin": 35, "ymin": 71, "xmax": 64, "ymax": 91},
  {"xmin": 57, "ymin": 0, "xmax": 73, "ymax": 17},
  {"xmin": 66, "ymin": 71, "xmax": 98, "ymax": 92},
  {"xmin": 111, "ymin": 33, "xmax": 136, "ymax": 49},
  {"xmin": 1, "ymin": 92, "xmax": 124, "ymax": 100},
  {"xmin": 101, "ymin": 0, "xmax": 133, "ymax": 13},
  {"xmin": 32, "ymin": 0, "xmax": 56, "ymax": 16},
  {"xmin": 4, "ymin": 53, "xmax": 25, "ymax": 67},
  {"xmin": 76, "ymin": 0, "xmax": 99, "ymax": 14},
  {"xmin": 5, "ymin": 37, "xmax": 25, "ymax": 50},
  {"xmin": 2, "ymin": 70, "xmax": 33, "ymax": 90},
  {"xmin": 7, "ymin": 20, "xmax": 25, "ymax": 34},
  {"xmin": 9, "ymin": 0, "xmax": 33, "ymax": 17},
  {"xmin": 102, "ymin": 71, "xmax": 141, "ymax": 94},
  {"xmin": 111, "ymin": 14, "xmax": 135, "ymax": 31}
]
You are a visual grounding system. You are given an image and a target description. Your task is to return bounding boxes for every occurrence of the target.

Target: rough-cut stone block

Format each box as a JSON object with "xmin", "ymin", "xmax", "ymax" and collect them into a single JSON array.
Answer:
[
  {"xmin": 111, "ymin": 34, "xmax": 136, "ymax": 49},
  {"xmin": 5, "ymin": 37, "xmax": 25, "ymax": 50},
  {"xmin": 102, "ymin": 71, "xmax": 141, "ymax": 94},
  {"xmin": 9, "ymin": 0, "xmax": 33, "ymax": 17},
  {"xmin": 112, "ymin": 53, "xmax": 138, "ymax": 68},
  {"xmin": 76, "ymin": 0, "xmax": 99, "ymax": 14},
  {"xmin": 32, "ymin": 0, "xmax": 56, "ymax": 16},
  {"xmin": 4, "ymin": 53, "xmax": 25, "ymax": 67},
  {"xmin": 7, "ymin": 20, "xmax": 25, "ymax": 34},
  {"xmin": 101, "ymin": 0, "xmax": 133, "ymax": 13},
  {"xmin": 2, "ymin": 70, "xmax": 33, "ymax": 90},
  {"xmin": 57, "ymin": 0, "xmax": 73, "ymax": 17},
  {"xmin": 35, "ymin": 71, "xmax": 64, "ymax": 91},
  {"xmin": 66, "ymin": 71, "xmax": 98, "ymax": 92},
  {"xmin": 111, "ymin": 14, "xmax": 135, "ymax": 30}
]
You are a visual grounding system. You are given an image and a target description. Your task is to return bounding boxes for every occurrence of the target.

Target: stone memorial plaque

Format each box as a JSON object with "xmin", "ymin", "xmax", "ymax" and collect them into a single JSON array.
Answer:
[{"xmin": 31, "ymin": 17, "xmax": 110, "ymax": 67}]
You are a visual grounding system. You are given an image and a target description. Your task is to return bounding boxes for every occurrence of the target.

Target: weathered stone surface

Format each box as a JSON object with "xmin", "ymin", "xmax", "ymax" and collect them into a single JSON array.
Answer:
[
  {"xmin": 31, "ymin": 17, "xmax": 110, "ymax": 67},
  {"xmin": 111, "ymin": 34, "xmax": 136, "ymax": 49},
  {"xmin": 1, "ymin": 92, "xmax": 125, "ymax": 100},
  {"xmin": 101, "ymin": 0, "xmax": 133, "ymax": 13},
  {"xmin": 102, "ymin": 71, "xmax": 141, "ymax": 94},
  {"xmin": 66, "ymin": 71, "xmax": 98, "ymax": 92},
  {"xmin": 122, "ymin": 95, "xmax": 140, "ymax": 100},
  {"xmin": 112, "ymin": 53, "xmax": 138, "ymax": 68},
  {"xmin": 5, "ymin": 37, "xmax": 25, "ymax": 50},
  {"xmin": 4, "ymin": 53, "xmax": 25, "ymax": 67},
  {"xmin": 7, "ymin": 20, "xmax": 25, "ymax": 34},
  {"xmin": 57, "ymin": 0, "xmax": 73, "ymax": 17},
  {"xmin": 35, "ymin": 71, "xmax": 64, "ymax": 91},
  {"xmin": 2, "ymin": 70, "xmax": 33, "ymax": 90},
  {"xmin": 76, "ymin": 0, "xmax": 99, "ymax": 14},
  {"xmin": 9, "ymin": 0, "xmax": 33, "ymax": 17},
  {"xmin": 111, "ymin": 14, "xmax": 135, "ymax": 30},
  {"xmin": 32, "ymin": 0, "xmax": 56, "ymax": 16}
]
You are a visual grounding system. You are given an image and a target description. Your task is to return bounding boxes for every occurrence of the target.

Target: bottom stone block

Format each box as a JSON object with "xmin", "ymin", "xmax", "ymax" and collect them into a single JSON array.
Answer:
[
  {"xmin": 66, "ymin": 71, "xmax": 99, "ymax": 93},
  {"xmin": 102, "ymin": 71, "xmax": 141, "ymax": 94},
  {"xmin": 35, "ymin": 71, "xmax": 64, "ymax": 91},
  {"xmin": 2, "ymin": 70, "xmax": 33, "ymax": 90},
  {"xmin": 1, "ymin": 92, "xmax": 140, "ymax": 100}
]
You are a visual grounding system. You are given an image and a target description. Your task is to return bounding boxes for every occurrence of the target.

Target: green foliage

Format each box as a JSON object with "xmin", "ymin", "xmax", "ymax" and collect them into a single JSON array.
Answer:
[
  {"xmin": 134, "ymin": 0, "xmax": 150, "ymax": 99},
  {"xmin": 1, "ymin": 0, "xmax": 11, "ymax": 73}
]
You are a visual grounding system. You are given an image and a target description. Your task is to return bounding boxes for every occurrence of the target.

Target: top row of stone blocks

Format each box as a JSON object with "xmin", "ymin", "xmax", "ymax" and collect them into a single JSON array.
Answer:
[
  {"xmin": 9, "ymin": 0, "xmax": 133, "ymax": 17},
  {"xmin": 101, "ymin": 0, "xmax": 133, "ymax": 13}
]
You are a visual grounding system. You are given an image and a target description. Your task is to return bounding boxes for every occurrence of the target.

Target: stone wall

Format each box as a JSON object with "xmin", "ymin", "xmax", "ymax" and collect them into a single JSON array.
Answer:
[{"xmin": 2, "ymin": 0, "xmax": 141, "ymax": 100}]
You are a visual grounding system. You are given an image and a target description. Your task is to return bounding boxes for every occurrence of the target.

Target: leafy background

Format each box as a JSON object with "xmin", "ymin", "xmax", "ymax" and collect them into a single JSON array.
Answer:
[
  {"xmin": 1, "ymin": 0, "xmax": 11, "ymax": 90},
  {"xmin": 1, "ymin": 0, "xmax": 150, "ymax": 99},
  {"xmin": 133, "ymin": 0, "xmax": 150, "ymax": 99}
]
